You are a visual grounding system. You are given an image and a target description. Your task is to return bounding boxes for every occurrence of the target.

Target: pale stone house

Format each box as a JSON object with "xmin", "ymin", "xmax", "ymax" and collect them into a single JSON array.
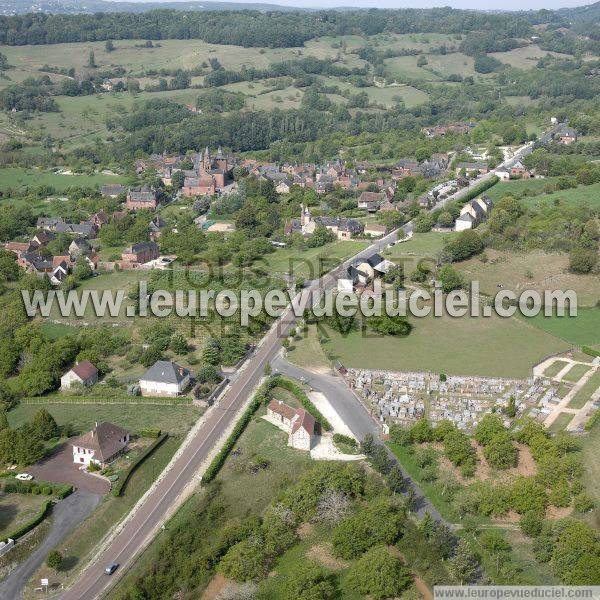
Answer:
[
  {"xmin": 71, "ymin": 421, "xmax": 130, "ymax": 467},
  {"xmin": 60, "ymin": 360, "xmax": 99, "ymax": 390},
  {"xmin": 267, "ymin": 399, "xmax": 316, "ymax": 451},
  {"xmin": 139, "ymin": 361, "xmax": 191, "ymax": 397}
]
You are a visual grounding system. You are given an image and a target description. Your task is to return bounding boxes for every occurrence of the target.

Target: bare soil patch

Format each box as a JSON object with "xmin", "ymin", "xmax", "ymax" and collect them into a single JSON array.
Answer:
[{"xmin": 306, "ymin": 543, "xmax": 349, "ymax": 571}]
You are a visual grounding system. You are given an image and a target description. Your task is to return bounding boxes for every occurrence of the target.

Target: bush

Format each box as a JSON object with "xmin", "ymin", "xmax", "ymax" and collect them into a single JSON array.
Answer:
[{"xmin": 520, "ymin": 510, "xmax": 544, "ymax": 537}]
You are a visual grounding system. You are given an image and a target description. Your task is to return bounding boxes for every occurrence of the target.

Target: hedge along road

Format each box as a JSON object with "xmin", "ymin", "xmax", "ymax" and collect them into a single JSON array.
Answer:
[{"xmin": 60, "ymin": 125, "xmax": 557, "ymax": 599}]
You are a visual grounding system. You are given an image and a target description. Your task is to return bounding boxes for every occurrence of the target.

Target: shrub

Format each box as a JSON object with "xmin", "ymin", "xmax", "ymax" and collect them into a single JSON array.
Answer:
[
  {"xmin": 509, "ymin": 477, "xmax": 548, "ymax": 514},
  {"xmin": 520, "ymin": 511, "xmax": 544, "ymax": 537}
]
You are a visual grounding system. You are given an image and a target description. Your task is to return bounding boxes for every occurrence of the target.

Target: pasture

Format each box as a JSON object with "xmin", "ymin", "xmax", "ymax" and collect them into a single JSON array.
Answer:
[
  {"xmin": 490, "ymin": 45, "xmax": 573, "ymax": 70},
  {"xmin": 456, "ymin": 249, "xmax": 600, "ymax": 308},
  {"xmin": 521, "ymin": 307, "xmax": 600, "ymax": 346}
]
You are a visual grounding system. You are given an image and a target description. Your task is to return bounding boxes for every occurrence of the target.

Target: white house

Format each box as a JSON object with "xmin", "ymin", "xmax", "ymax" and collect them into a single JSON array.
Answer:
[
  {"xmin": 267, "ymin": 400, "xmax": 316, "ymax": 451},
  {"xmin": 60, "ymin": 360, "xmax": 99, "ymax": 390},
  {"xmin": 71, "ymin": 421, "xmax": 130, "ymax": 467},
  {"xmin": 455, "ymin": 196, "xmax": 494, "ymax": 231},
  {"xmin": 139, "ymin": 360, "xmax": 191, "ymax": 397}
]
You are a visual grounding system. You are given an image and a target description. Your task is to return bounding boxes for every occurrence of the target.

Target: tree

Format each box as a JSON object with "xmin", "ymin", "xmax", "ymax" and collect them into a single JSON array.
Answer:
[
  {"xmin": 510, "ymin": 477, "xmax": 547, "ymax": 514},
  {"xmin": 450, "ymin": 539, "xmax": 479, "ymax": 584},
  {"xmin": 46, "ymin": 550, "xmax": 63, "ymax": 572},
  {"xmin": 171, "ymin": 170, "xmax": 185, "ymax": 190},
  {"xmin": 569, "ymin": 247, "xmax": 597, "ymax": 274},
  {"xmin": 484, "ymin": 433, "xmax": 518, "ymax": 469},
  {"xmin": 105, "ymin": 39, "xmax": 115, "ymax": 52},
  {"xmin": 32, "ymin": 409, "xmax": 59, "ymax": 441},
  {"xmin": 87, "ymin": 51, "xmax": 96, "ymax": 68},
  {"xmin": 387, "ymin": 465, "xmax": 404, "ymax": 495},
  {"xmin": 410, "ymin": 418, "xmax": 434, "ymax": 443},
  {"xmin": 347, "ymin": 545, "xmax": 412, "ymax": 600},
  {"xmin": 202, "ymin": 339, "xmax": 221, "ymax": 365},
  {"xmin": 474, "ymin": 414, "xmax": 506, "ymax": 446},
  {"xmin": 169, "ymin": 333, "xmax": 188, "ymax": 355},
  {"xmin": 0, "ymin": 411, "xmax": 8, "ymax": 431},
  {"xmin": 438, "ymin": 264, "xmax": 463, "ymax": 293},
  {"xmin": 282, "ymin": 562, "xmax": 337, "ymax": 600},
  {"xmin": 520, "ymin": 511, "xmax": 544, "ymax": 537},
  {"xmin": 140, "ymin": 345, "xmax": 163, "ymax": 368}
]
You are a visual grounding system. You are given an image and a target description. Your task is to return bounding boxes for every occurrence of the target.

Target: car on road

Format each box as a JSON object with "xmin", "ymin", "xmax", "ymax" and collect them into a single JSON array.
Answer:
[
  {"xmin": 15, "ymin": 473, "xmax": 33, "ymax": 481},
  {"xmin": 104, "ymin": 563, "xmax": 119, "ymax": 575}
]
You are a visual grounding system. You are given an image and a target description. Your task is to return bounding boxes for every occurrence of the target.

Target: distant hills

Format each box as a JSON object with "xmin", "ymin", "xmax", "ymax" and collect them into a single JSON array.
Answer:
[
  {"xmin": 0, "ymin": 0, "xmax": 311, "ymax": 15},
  {"xmin": 558, "ymin": 0, "xmax": 600, "ymax": 20}
]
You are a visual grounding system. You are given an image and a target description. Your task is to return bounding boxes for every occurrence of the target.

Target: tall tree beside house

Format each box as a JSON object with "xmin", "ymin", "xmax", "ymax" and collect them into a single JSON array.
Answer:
[{"xmin": 32, "ymin": 409, "xmax": 59, "ymax": 441}]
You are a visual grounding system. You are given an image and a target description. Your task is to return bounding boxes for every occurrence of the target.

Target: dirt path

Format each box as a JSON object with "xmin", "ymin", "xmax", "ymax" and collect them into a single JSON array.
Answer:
[{"xmin": 389, "ymin": 546, "xmax": 433, "ymax": 600}]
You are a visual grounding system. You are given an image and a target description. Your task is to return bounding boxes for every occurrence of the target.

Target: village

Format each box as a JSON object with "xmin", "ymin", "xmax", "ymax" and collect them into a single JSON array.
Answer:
[{"xmin": 1, "ymin": 120, "xmax": 578, "ymax": 282}]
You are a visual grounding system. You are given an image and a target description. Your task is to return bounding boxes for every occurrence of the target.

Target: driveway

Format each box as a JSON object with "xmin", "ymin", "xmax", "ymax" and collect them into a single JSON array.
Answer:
[
  {"xmin": 0, "ymin": 490, "xmax": 101, "ymax": 600},
  {"xmin": 272, "ymin": 354, "xmax": 448, "ymax": 524},
  {"xmin": 28, "ymin": 443, "xmax": 110, "ymax": 495}
]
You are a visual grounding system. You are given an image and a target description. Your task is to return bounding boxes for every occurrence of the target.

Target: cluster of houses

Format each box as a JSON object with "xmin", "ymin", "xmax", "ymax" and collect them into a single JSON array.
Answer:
[
  {"xmin": 346, "ymin": 369, "xmax": 553, "ymax": 431},
  {"xmin": 455, "ymin": 195, "xmax": 494, "ymax": 231},
  {"xmin": 133, "ymin": 147, "xmax": 235, "ymax": 197},
  {"xmin": 5, "ymin": 220, "xmax": 101, "ymax": 283},
  {"xmin": 337, "ymin": 252, "xmax": 396, "ymax": 292}
]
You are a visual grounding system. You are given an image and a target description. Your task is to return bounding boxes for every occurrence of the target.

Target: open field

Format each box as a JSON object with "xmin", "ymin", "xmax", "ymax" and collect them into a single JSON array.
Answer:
[
  {"xmin": 0, "ymin": 167, "xmax": 124, "ymax": 194},
  {"xmin": 0, "ymin": 38, "xmax": 364, "ymax": 82},
  {"xmin": 323, "ymin": 310, "xmax": 569, "ymax": 378},
  {"xmin": 0, "ymin": 492, "xmax": 49, "ymax": 540},
  {"xmin": 7, "ymin": 403, "xmax": 202, "ymax": 435},
  {"xmin": 520, "ymin": 307, "xmax": 600, "ymax": 346},
  {"xmin": 258, "ymin": 239, "xmax": 368, "ymax": 277},
  {"xmin": 385, "ymin": 52, "xmax": 483, "ymax": 82},
  {"xmin": 456, "ymin": 249, "xmax": 600, "ymax": 307},
  {"xmin": 483, "ymin": 177, "xmax": 562, "ymax": 202},
  {"xmin": 521, "ymin": 182, "xmax": 600, "ymax": 210},
  {"xmin": 384, "ymin": 55, "xmax": 441, "ymax": 81},
  {"xmin": 490, "ymin": 45, "xmax": 573, "ymax": 69}
]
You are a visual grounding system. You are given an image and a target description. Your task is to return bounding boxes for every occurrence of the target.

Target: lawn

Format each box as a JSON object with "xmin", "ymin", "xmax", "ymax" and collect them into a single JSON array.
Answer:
[
  {"xmin": 323, "ymin": 310, "xmax": 570, "ymax": 378},
  {"xmin": 548, "ymin": 412, "xmax": 574, "ymax": 433},
  {"xmin": 0, "ymin": 492, "xmax": 49, "ymax": 539},
  {"xmin": 383, "ymin": 232, "xmax": 456, "ymax": 268},
  {"xmin": 568, "ymin": 371, "xmax": 600, "ymax": 409},
  {"xmin": 0, "ymin": 167, "xmax": 124, "ymax": 194},
  {"xmin": 286, "ymin": 324, "xmax": 331, "ymax": 372},
  {"xmin": 25, "ymin": 435, "xmax": 183, "ymax": 597},
  {"xmin": 561, "ymin": 363, "xmax": 593, "ymax": 384},
  {"xmin": 456, "ymin": 249, "xmax": 600, "ymax": 307},
  {"xmin": 258, "ymin": 240, "xmax": 368, "ymax": 278},
  {"xmin": 7, "ymin": 403, "xmax": 202, "ymax": 436},
  {"xmin": 520, "ymin": 307, "xmax": 600, "ymax": 346},
  {"xmin": 543, "ymin": 359, "xmax": 570, "ymax": 378}
]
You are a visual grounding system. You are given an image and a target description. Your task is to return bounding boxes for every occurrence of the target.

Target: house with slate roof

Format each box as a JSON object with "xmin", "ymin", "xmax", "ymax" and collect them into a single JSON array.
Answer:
[
  {"xmin": 71, "ymin": 422, "xmax": 130, "ymax": 467},
  {"xmin": 139, "ymin": 361, "xmax": 191, "ymax": 397}
]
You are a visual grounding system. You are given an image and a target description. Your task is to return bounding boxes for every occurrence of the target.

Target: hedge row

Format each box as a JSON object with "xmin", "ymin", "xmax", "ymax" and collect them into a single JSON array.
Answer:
[
  {"xmin": 112, "ymin": 433, "xmax": 168, "ymax": 497},
  {"xmin": 2, "ymin": 479, "xmax": 72, "ymax": 499},
  {"xmin": 273, "ymin": 376, "xmax": 332, "ymax": 432},
  {"xmin": 5, "ymin": 499, "xmax": 53, "ymax": 542},
  {"xmin": 22, "ymin": 396, "xmax": 191, "ymax": 405},
  {"xmin": 582, "ymin": 346, "xmax": 600, "ymax": 358},
  {"xmin": 201, "ymin": 382, "xmax": 271, "ymax": 485},
  {"xmin": 455, "ymin": 175, "xmax": 499, "ymax": 207}
]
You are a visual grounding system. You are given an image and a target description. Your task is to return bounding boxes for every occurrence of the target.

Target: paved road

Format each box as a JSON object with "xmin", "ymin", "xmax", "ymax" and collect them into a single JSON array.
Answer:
[
  {"xmin": 60, "ymin": 125, "xmax": 560, "ymax": 599},
  {"xmin": 272, "ymin": 355, "xmax": 446, "ymax": 523},
  {"xmin": 0, "ymin": 491, "xmax": 101, "ymax": 600}
]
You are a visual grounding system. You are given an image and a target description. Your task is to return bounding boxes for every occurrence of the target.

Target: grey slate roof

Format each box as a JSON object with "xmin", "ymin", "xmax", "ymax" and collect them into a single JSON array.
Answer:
[{"xmin": 141, "ymin": 361, "xmax": 190, "ymax": 384}]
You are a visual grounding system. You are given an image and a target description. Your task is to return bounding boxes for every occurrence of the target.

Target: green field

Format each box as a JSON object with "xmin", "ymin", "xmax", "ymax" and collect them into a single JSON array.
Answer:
[
  {"xmin": 522, "ymin": 182, "xmax": 600, "ymax": 210},
  {"xmin": 0, "ymin": 167, "xmax": 124, "ymax": 194},
  {"xmin": 258, "ymin": 240, "xmax": 368, "ymax": 277},
  {"xmin": 483, "ymin": 177, "xmax": 562, "ymax": 202},
  {"xmin": 490, "ymin": 45, "xmax": 573, "ymax": 70},
  {"xmin": 384, "ymin": 232, "xmax": 456, "ymax": 263},
  {"xmin": 543, "ymin": 359, "xmax": 570, "ymax": 378},
  {"xmin": 323, "ymin": 310, "xmax": 570, "ymax": 378},
  {"xmin": 286, "ymin": 324, "xmax": 331, "ymax": 371},
  {"xmin": 7, "ymin": 403, "xmax": 202, "ymax": 435},
  {"xmin": 548, "ymin": 412, "xmax": 574, "ymax": 433},
  {"xmin": 521, "ymin": 307, "xmax": 600, "ymax": 346},
  {"xmin": 457, "ymin": 249, "xmax": 600, "ymax": 308}
]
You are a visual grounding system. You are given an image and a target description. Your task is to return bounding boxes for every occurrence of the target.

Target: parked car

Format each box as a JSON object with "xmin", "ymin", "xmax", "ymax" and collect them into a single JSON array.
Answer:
[
  {"xmin": 104, "ymin": 563, "xmax": 119, "ymax": 575},
  {"xmin": 15, "ymin": 473, "xmax": 33, "ymax": 481}
]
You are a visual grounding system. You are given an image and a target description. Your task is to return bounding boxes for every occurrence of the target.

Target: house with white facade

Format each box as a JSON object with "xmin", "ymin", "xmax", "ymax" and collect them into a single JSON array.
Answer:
[
  {"xmin": 455, "ymin": 196, "xmax": 494, "ymax": 231},
  {"xmin": 139, "ymin": 361, "xmax": 191, "ymax": 397},
  {"xmin": 266, "ymin": 399, "xmax": 317, "ymax": 451},
  {"xmin": 71, "ymin": 421, "xmax": 130, "ymax": 467},
  {"xmin": 60, "ymin": 360, "xmax": 99, "ymax": 390}
]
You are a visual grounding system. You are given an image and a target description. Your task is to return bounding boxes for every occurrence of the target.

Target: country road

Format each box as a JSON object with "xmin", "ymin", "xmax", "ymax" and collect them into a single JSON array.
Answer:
[{"xmin": 57, "ymin": 125, "xmax": 560, "ymax": 599}]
